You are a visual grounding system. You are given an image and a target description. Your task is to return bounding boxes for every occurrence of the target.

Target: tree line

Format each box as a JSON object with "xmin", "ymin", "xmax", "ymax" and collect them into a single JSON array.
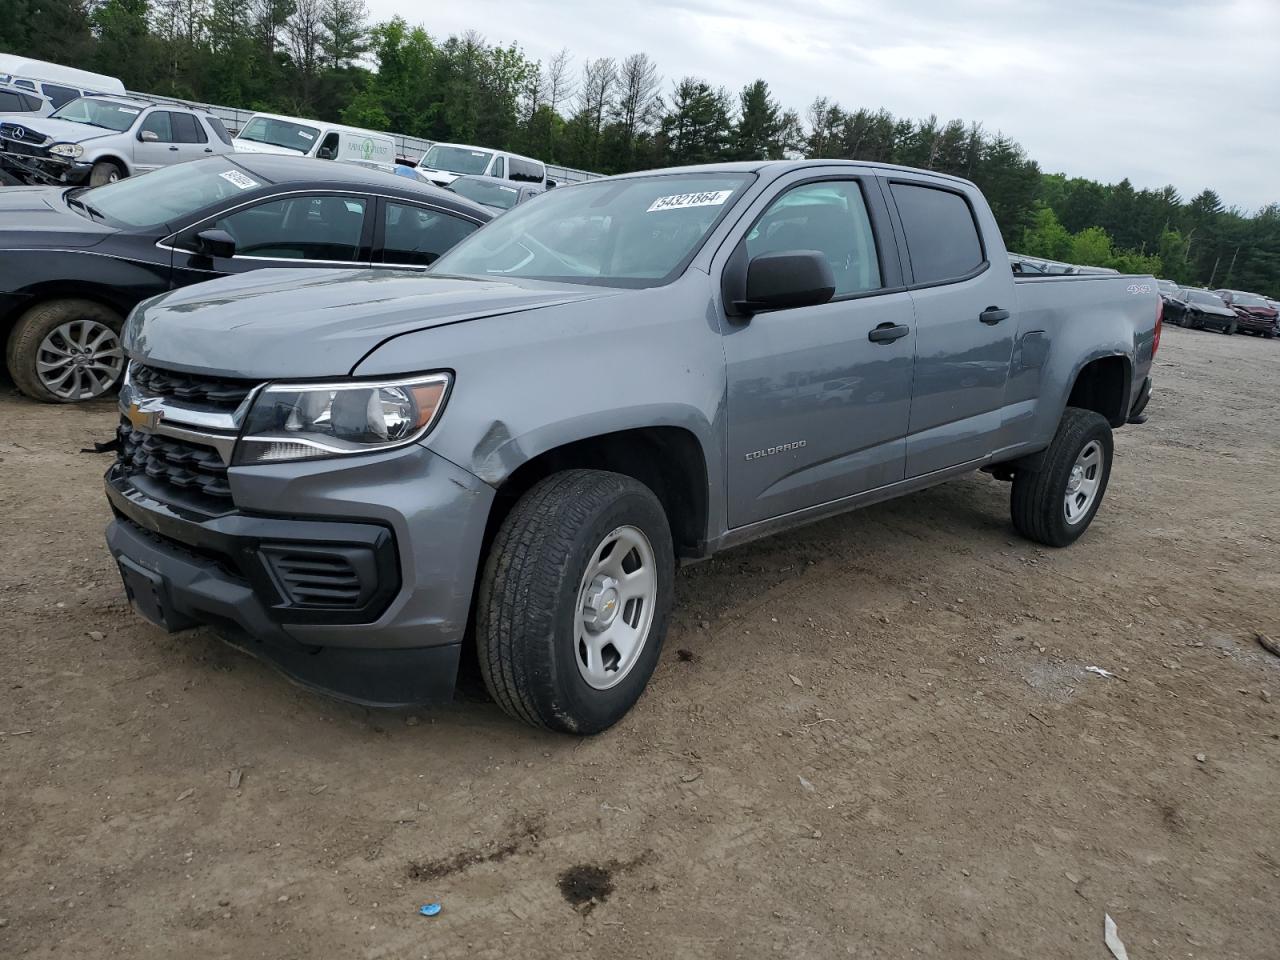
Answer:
[{"xmin": 3, "ymin": 0, "xmax": 1277, "ymax": 296}]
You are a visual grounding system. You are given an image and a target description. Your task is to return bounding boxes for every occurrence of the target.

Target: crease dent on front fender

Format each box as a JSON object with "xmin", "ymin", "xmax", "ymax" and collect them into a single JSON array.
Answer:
[{"xmin": 470, "ymin": 421, "xmax": 522, "ymax": 485}]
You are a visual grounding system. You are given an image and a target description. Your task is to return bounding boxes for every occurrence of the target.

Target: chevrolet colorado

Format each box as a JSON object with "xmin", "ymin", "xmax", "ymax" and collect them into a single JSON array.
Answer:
[{"xmin": 104, "ymin": 159, "xmax": 1161, "ymax": 733}]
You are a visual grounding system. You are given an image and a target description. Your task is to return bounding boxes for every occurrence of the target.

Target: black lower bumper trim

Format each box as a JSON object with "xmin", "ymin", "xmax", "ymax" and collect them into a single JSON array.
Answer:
[
  {"xmin": 105, "ymin": 465, "xmax": 399, "ymax": 624},
  {"xmin": 106, "ymin": 515, "xmax": 460, "ymax": 706}
]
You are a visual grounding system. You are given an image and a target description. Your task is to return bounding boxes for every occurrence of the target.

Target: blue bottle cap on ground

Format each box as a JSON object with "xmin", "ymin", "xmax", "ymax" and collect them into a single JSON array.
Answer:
[{"xmin": 419, "ymin": 902, "xmax": 442, "ymax": 917}]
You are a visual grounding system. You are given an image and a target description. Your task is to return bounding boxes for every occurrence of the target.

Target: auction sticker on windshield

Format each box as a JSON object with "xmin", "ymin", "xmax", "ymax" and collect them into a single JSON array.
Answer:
[
  {"xmin": 219, "ymin": 170, "xmax": 260, "ymax": 190},
  {"xmin": 647, "ymin": 190, "xmax": 734, "ymax": 213}
]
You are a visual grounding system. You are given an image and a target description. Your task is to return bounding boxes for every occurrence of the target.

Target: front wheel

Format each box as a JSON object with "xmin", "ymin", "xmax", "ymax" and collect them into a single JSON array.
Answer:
[
  {"xmin": 1224, "ymin": 322, "xmax": 1237, "ymax": 335},
  {"xmin": 89, "ymin": 160, "xmax": 124, "ymax": 186},
  {"xmin": 476, "ymin": 469, "xmax": 675, "ymax": 734},
  {"xmin": 6, "ymin": 299, "xmax": 125, "ymax": 403},
  {"xmin": 1011, "ymin": 407, "xmax": 1114, "ymax": 548}
]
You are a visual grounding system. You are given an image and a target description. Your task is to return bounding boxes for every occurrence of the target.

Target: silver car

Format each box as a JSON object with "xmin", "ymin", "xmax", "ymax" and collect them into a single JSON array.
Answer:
[{"xmin": 0, "ymin": 95, "xmax": 233, "ymax": 186}]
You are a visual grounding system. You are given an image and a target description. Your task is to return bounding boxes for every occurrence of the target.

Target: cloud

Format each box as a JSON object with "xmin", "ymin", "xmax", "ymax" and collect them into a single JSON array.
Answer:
[{"xmin": 365, "ymin": 0, "xmax": 1280, "ymax": 211}]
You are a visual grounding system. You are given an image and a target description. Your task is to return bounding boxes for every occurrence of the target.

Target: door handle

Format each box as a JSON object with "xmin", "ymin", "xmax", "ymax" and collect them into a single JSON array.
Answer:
[
  {"xmin": 868, "ymin": 322, "xmax": 910, "ymax": 344},
  {"xmin": 204, "ymin": 147, "xmax": 213, "ymax": 153},
  {"xmin": 980, "ymin": 307, "xmax": 1010, "ymax": 325},
  {"xmin": 168, "ymin": 146, "xmax": 179, "ymax": 151}
]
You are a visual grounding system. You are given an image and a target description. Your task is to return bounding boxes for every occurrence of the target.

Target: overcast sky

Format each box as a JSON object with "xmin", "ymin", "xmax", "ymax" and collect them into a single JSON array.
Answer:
[{"xmin": 365, "ymin": 0, "xmax": 1279, "ymax": 212}]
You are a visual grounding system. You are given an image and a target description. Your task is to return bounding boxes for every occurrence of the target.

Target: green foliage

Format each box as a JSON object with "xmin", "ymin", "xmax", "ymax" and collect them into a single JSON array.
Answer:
[
  {"xmin": 2, "ymin": 7, "xmax": 1278, "ymax": 294},
  {"xmin": 1020, "ymin": 206, "xmax": 1073, "ymax": 262}
]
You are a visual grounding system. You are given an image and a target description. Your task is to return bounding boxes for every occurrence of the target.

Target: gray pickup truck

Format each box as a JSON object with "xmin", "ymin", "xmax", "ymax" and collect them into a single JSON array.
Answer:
[{"xmin": 104, "ymin": 159, "xmax": 1161, "ymax": 733}]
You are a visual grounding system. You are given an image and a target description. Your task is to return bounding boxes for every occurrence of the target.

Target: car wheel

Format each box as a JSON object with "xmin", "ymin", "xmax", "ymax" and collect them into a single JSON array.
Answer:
[
  {"xmin": 6, "ymin": 300, "xmax": 126, "ymax": 403},
  {"xmin": 1011, "ymin": 407, "xmax": 1113, "ymax": 548},
  {"xmin": 89, "ymin": 160, "xmax": 124, "ymax": 186},
  {"xmin": 1225, "ymin": 322, "xmax": 1237, "ymax": 335},
  {"xmin": 476, "ymin": 469, "xmax": 675, "ymax": 734}
]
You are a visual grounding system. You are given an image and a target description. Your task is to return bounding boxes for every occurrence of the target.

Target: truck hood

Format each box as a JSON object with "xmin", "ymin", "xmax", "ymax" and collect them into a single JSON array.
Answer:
[
  {"xmin": 126, "ymin": 269, "xmax": 618, "ymax": 379},
  {"xmin": 231, "ymin": 139, "xmax": 305, "ymax": 156},
  {"xmin": 10, "ymin": 117, "xmax": 117, "ymax": 145},
  {"xmin": 0, "ymin": 186, "xmax": 115, "ymax": 248}
]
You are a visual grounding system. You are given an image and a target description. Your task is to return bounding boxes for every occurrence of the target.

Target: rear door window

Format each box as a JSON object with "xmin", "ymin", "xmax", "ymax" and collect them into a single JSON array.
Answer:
[
  {"xmin": 381, "ymin": 201, "xmax": 479, "ymax": 266},
  {"xmin": 890, "ymin": 183, "xmax": 985, "ymax": 285},
  {"xmin": 171, "ymin": 112, "xmax": 207, "ymax": 143}
]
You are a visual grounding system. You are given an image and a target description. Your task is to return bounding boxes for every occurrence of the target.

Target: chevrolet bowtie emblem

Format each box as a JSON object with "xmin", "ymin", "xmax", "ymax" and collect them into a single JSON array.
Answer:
[{"xmin": 126, "ymin": 401, "xmax": 164, "ymax": 431}]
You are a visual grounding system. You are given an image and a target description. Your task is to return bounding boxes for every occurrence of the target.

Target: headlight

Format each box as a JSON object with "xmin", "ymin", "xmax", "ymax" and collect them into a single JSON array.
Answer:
[
  {"xmin": 234, "ymin": 373, "xmax": 451, "ymax": 465},
  {"xmin": 48, "ymin": 143, "xmax": 84, "ymax": 159}
]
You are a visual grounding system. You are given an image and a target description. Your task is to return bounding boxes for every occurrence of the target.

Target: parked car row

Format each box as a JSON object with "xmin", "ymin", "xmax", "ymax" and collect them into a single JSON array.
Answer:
[
  {"xmin": 0, "ymin": 154, "xmax": 494, "ymax": 401},
  {"xmin": 1157, "ymin": 280, "xmax": 1278, "ymax": 338}
]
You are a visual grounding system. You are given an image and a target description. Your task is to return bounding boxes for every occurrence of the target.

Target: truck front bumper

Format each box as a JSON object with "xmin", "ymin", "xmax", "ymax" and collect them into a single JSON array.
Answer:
[
  {"xmin": 0, "ymin": 149, "xmax": 91, "ymax": 185},
  {"xmin": 103, "ymin": 444, "xmax": 495, "ymax": 706}
]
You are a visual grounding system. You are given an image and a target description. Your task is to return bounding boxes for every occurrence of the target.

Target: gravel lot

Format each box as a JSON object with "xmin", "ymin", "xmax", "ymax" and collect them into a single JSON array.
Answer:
[{"xmin": 1, "ymin": 325, "xmax": 1277, "ymax": 959}]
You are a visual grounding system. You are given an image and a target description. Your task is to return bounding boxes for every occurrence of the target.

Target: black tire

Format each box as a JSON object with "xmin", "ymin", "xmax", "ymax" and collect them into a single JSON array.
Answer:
[
  {"xmin": 1011, "ymin": 407, "xmax": 1113, "ymax": 548},
  {"xmin": 89, "ymin": 160, "xmax": 124, "ymax": 186},
  {"xmin": 1224, "ymin": 321, "xmax": 1236, "ymax": 336},
  {"xmin": 5, "ymin": 299, "xmax": 125, "ymax": 403},
  {"xmin": 476, "ymin": 469, "xmax": 675, "ymax": 734},
  {"xmin": 0, "ymin": 168, "xmax": 22, "ymax": 186}
]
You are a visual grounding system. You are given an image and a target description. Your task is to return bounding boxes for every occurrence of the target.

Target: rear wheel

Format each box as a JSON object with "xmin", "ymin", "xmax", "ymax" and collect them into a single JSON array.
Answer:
[
  {"xmin": 89, "ymin": 160, "xmax": 124, "ymax": 186},
  {"xmin": 476, "ymin": 469, "xmax": 675, "ymax": 734},
  {"xmin": 6, "ymin": 300, "xmax": 125, "ymax": 403},
  {"xmin": 1011, "ymin": 407, "xmax": 1113, "ymax": 548}
]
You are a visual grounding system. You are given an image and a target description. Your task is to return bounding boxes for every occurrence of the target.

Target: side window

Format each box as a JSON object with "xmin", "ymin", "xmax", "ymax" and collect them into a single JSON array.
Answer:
[
  {"xmin": 212, "ymin": 195, "xmax": 367, "ymax": 262},
  {"xmin": 171, "ymin": 112, "xmax": 207, "ymax": 144},
  {"xmin": 381, "ymin": 201, "xmax": 478, "ymax": 266},
  {"xmin": 14, "ymin": 79, "xmax": 36, "ymax": 91},
  {"xmin": 40, "ymin": 83, "xmax": 79, "ymax": 108},
  {"xmin": 0, "ymin": 91, "xmax": 24, "ymax": 112},
  {"xmin": 489, "ymin": 156, "xmax": 506, "ymax": 179},
  {"xmin": 890, "ymin": 183, "xmax": 984, "ymax": 285},
  {"xmin": 318, "ymin": 132, "xmax": 340, "ymax": 159},
  {"xmin": 205, "ymin": 116, "xmax": 234, "ymax": 146},
  {"xmin": 745, "ymin": 180, "xmax": 882, "ymax": 296},
  {"xmin": 139, "ymin": 111, "xmax": 175, "ymax": 143},
  {"xmin": 509, "ymin": 157, "xmax": 544, "ymax": 183}
]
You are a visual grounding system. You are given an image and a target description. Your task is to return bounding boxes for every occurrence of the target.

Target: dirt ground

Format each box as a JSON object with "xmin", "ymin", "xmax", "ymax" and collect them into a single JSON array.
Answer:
[{"xmin": 1, "ymin": 325, "xmax": 1277, "ymax": 960}]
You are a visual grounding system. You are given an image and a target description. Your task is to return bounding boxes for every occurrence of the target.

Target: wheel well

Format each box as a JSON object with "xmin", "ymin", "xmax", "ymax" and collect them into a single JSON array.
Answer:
[
  {"xmin": 90, "ymin": 154, "xmax": 130, "ymax": 175},
  {"xmin": 1067, "ymin": 356, "xmax": 1129, "ymax": 428},
  {"xmin": 2, "ymin": 289, "xmax": 127, "ymax": 342},
  {"xmin": 485, "ymin": 427, "xmax": 710, "ymax": 560}
]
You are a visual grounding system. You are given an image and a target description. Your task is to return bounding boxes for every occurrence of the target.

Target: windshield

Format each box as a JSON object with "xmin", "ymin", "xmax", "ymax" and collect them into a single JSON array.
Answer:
[
  {"xmin": 420, "ymin": 144, "xmax": 493, "ymax": 175},
  {"xmin": 50, "ymin": 98, "xmax": 141, "ymax": 132},
  {"xmin": 236, "ymin": 116, "xmax": 320, "ymax": 153},
  {"xmin": 450, "ymin": 177, "xmax": 521, "ymax": 210},
  {"xmin": 1185, "ymin": 290, "xmax": 1225, "ymax": 307},
  {"xmin": 1228, "ymin": 291, "xmax": 1268, "ymax": 307},
  {"xmin": 74, "ymin": 158, "xmax": 269, "ymax": 227},
  {"xmin": 433, "ymin": 173, "xmax": 752, "ymax": 287}
]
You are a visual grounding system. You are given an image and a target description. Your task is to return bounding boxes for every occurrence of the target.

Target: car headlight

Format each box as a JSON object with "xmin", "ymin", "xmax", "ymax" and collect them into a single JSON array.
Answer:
[
  {"xmin": 233, "ymin": 373, "xmax": 452, "ymax": 465},
  {"xmin": 48, "ymin": 143, "xmax": 83, "ymax": 159}
]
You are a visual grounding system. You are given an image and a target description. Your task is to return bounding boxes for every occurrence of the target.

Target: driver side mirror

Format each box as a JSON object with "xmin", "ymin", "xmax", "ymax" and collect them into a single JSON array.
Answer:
[
  {"xmin": 139, "ymin": 130, "xmax": 159, "ymax": 142},
  {"xmin": 195, "ymin": 228, "xmax": 236, "ymax": 260},
  {"xmin": 316, "ymin": 146, "xmax": 335, "ymax": 160},
  {"xmin": 724, "ymin": 249, "xmax": 836, "ymax": 318}
]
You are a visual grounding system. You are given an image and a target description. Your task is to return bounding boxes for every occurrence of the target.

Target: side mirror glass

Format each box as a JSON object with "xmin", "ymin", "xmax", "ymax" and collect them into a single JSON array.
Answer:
[
  {"xmin": 317, "ymin": 147, "xmax": 334, "ymax": 160},
  {"xmin": 140, "ymin": 130, "xmax": 159, "ymax": 142},
  {"xmin": 195, "ymin": 228, "xmax": 236, "ymax": 260},
  {"xmin": 739, "ymin": 250, "xmax": 836, "ymax": 314}
]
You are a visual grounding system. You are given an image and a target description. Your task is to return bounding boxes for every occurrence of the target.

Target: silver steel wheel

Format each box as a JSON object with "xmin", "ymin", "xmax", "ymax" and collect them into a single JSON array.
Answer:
[
  {"xmin": 36, "ymin": 319, "xmax": 124, "ymax": 401},
  {"xmin": 574, "ymin": 524, "xmax": 658, "ymax": 691},
  {"xmin": 1063, "ymin": 439, "xmax": 1103, "ymax": 525}
]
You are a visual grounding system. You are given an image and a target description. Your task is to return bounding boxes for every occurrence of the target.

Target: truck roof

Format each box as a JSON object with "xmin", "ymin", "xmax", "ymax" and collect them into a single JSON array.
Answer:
[
  {"xmin": 239, "ymin": 112, "xmax": 394, "ymax": 142},
  {"xmin": 0, "ymin": 55, "xmax": 126, "ymax": 94},
  {"xmin": 607, "ymin": 158, "xmax": 978, "ymax": 188}
]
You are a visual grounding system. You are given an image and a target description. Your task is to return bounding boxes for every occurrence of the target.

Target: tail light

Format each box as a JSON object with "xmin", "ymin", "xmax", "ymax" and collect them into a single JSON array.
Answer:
[{"xmin": 1152, "ymin": 295, "xmax": 1163, "ymax": 357}]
